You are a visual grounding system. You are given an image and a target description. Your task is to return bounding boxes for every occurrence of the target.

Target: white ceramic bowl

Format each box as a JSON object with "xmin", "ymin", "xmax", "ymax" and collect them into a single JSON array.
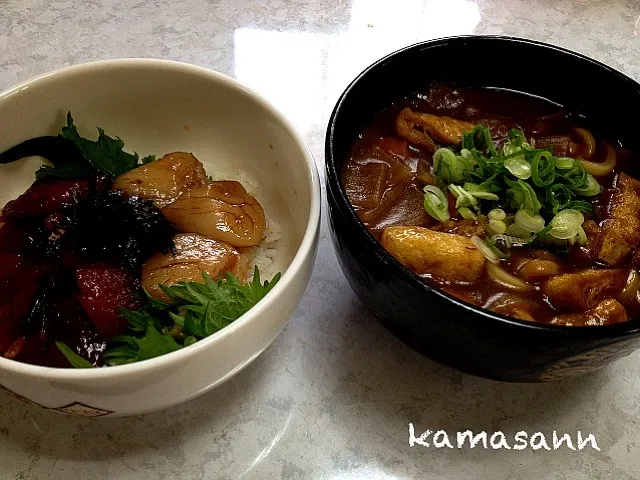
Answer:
[{"xmin": 0, "ymin": 59, "xmax": 320, "ymax": 416}]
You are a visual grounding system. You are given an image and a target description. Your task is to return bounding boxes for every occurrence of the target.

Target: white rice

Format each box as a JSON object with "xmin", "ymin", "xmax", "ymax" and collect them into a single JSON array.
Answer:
[
  {"xmin": 242, "ymin": 216, "xmax": 282, "ymax": 282},
  {"xmin": 252, "ymin": 216, "xmax": 282, "ymax": 280}
]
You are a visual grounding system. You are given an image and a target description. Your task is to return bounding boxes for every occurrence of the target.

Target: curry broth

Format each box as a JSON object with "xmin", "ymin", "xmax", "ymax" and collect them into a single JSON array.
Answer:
[{"xmin": 342, "ymin": 86, "xmax": 638, "ymax": 326}]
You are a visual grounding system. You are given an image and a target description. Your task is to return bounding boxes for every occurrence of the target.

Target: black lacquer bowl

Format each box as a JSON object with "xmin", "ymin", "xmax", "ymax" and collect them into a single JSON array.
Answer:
[{"xmin": 325, "ymin": 36, "xmax": 640, "ymax": 382}]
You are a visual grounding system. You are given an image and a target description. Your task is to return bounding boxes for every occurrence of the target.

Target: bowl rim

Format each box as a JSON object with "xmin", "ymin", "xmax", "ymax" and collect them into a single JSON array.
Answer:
[
  {"xmin": 0, "ymin": 58, "xmax": 322, "ymax": 379},
  {"xmin": 326, "ymin": 34, "xmax": 640, "ymax": 340}
]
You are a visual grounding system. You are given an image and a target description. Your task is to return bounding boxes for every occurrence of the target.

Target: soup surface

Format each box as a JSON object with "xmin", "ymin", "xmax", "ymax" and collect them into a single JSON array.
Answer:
[{"xmin": 342, "ymin": 85, "xmax": 640, "ymax": 326}]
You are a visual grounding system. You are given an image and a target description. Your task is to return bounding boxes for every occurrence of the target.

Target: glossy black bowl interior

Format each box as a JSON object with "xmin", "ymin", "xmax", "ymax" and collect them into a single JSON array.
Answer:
[{"xmin": 326, "ymin": 36, "xmax": 640, "ymax": 382}]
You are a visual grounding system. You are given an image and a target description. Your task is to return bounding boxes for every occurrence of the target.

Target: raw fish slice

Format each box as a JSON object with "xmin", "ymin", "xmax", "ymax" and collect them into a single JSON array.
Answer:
[
  {"xmin": 76, "ymin": 264, "xmax": 140, "ymax": 339},
  {"xmin": 0, "ymin": 254, "xmax": 46, "ymax": 354},
  {"xmin": 3, "ymin": 180, "xmax": 88, "ymax": 219}
]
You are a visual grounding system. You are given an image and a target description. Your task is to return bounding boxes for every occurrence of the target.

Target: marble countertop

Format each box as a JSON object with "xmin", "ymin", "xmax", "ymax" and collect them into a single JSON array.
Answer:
[{"xmin": 2, "ymin": 1, "xmax": 640, "ymax": 478}]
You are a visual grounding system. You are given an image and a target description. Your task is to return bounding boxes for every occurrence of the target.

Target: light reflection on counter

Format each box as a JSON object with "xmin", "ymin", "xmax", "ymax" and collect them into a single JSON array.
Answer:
[
  {"xmin": 233, "ymin": 0, "xmax": 480, "ymax": 136},
  {"xmin": 239, "ymin": 410, "xmax": 294, "ymax": 478}
]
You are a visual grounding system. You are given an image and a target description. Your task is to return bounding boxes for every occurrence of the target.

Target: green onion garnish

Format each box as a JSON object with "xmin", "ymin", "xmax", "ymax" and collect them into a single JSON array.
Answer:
[
  {"xmin": 488, "ymin": 208, "xmax": 506, "ymax": 221},
  {"xmin": 504, "ymin": 157, "xmax": 532, "ymax": 179},
  {"xmin": 515, "ymin": 209, "xmax": 546, "ymax": 233},
  {"xmin": 548, "ymin": 209, "xmax": 584, "ymax": 239},
  {"xmin": 420, "ymin": 125, "xmax": 603, "ymax": 252},
  {"xmin": 423, "ymin": 185, "xmax": 450, "ymax": 222}
]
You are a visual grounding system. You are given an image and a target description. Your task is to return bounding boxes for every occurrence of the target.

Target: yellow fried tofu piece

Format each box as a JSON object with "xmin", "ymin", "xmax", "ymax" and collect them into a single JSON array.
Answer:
[
  {"xmin": 551, "ymin": 299, "xmax": 628, "ymax": 326},
  {"xmin": 604, "ymin": 173, "xmax": 640, "ymax": 247},
  {"xmin": 581, "ymin": 219, "xmax": 600, "ymax": 250},
  {"xmin": 543, "ymin": 269, "xmax": 627, "ymax": 311},
  {"xmin": 584, "ymin": 218, "xmax": 631, "ymax": 266},
  {"xmin": 395, "ymin": 108, "xmax": 474, "ymax": 151},
  {"xmin": 381, "ymin": 226, "xmax": 486, "ymax": 283},
  {"xmin": 596, "ymin": 227, "xmax": 632, "ymax": 265}
]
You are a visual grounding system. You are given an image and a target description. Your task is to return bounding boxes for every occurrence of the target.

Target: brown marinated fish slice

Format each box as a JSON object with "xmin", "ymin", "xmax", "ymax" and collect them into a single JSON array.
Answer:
[
  {"xmin": 142, "ymin": 233, "xmax": 248, "ymax": 301},
  {"xmin": 113, "ymin": 152, "xmax": 207, "ymax": 208},
  {"xmin": 161, "ymin": 181, "xmax": 266, "ymax": 248}
]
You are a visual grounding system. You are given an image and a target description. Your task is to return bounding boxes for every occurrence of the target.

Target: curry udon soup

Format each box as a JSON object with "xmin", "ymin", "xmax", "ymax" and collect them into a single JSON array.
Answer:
[{"xmin": 342, "ymin": 85, "xmax": 640, "ymax": 327}]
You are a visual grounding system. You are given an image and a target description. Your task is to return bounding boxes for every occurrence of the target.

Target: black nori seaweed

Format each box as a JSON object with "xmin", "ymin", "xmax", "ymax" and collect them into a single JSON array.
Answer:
[
  {"xmin": 61, "ymin": 183, "xmax": 176, "ymax": 271},
  {"xmin": 0, "ymin": 136, "xmax": 85, "ymax": 167},
  {"xmin": 1, "ymin": 175, "xmax": 175, "ymax": 365}
]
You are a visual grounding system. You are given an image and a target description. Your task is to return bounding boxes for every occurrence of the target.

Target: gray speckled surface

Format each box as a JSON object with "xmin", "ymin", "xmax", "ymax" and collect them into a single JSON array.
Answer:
[{"xmin": 2, "ymin": 0, "xmax": 640, "ymax": 478}]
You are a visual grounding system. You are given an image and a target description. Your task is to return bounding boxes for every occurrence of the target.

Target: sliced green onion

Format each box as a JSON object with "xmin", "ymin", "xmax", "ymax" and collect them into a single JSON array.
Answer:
[
  {"xmin": 503, "ymin": 143, "xmax": 522, "ymax": 157},
  {"xmin": 458, "ymin": 149, "xmax": 476, "ymax": 170},
  {"xmin": 561, "ymin": 162, "xmax": 588, "ymax": 189},
  {"xmin": 423, "ymin": 185, "xmax": 450, "ymax": 222},
  {"xmin": 565, "ymin": 200, "xmax": 593, "ymax": 215},
  {"xmin": 478, "ymin": 176, "xmax": 503, "ymax": 193},
  {"xmin": 506, "ymin": 186, "xmax": 524, "ymax": 211},
  {"xmin": 484, "ymin": 238, "xmax": 508, "ymax": 259},
  {"xmin": 530, "ymin": 151, "xmax": 556, "ymax": 187},
  {"xmin": 554, "ymin": 157, "xmax": 575, "ymax": 169},
  {"xmin": 471, "ymin": 235, "xmax": 504, "ymax": 263},
  {"xmin": 548, "ymin": 209, "xmax": 584, "ymax": 239},
  {"xmin": 518, "ymin": 180, "xmax": 542, "ymax": 215},
  {"xmin": 487, "ymin": 219, "xmax": 507, "ymax": 235},
  {"xmin": 535, "ymin": 224, "xmax": 553, "ymax": 238},
  {"xmin": 515, "ymin": 209, "xmax": 546, "ymax": 233},
  {"xmin": 506, "ymin": 128, "xmax": 526, "ymax": 148},
  {"xmin": 460, "ymin": 148, "xmax": 474, "ymax": 160},
  {"xmin": 573, "ymin": 174, "xmax": 602, "ymax": 196},
  {"xmin": 488, "ymin": 208, "xmax": 506, "ymax": 221},
  {"xmin": 506, "ymin": 222, "xmax": 532, "ymax": 239},
  {"xmin": 434, "ymin": 148, "xmax": 464, "ymax": 182},
  {"xmin": 504, "ymin": 214, "xmax": 515, "ymax": 227},
  {"xmin": 504, "ymin": 157, "xmax": 532, "ymax": 179},
  {"xmin": 487, "ymin": 262, "xmax": 532, "ymax": 291},
  {"xmin": 546, "ymin": 184, "xmax": 573, "ymax": 214},
  {"xmin": 458, "ymin": 206, "xmax": 477, "ymax": 220},
  {"xmin": 468, "ymin": 125, "xmax": 497, "ymax": 156},
  {"xmin": 424, "ymin": 126, "xmax": 602, "ymax": 243},
  {"xmin": 537, "ymin": 232, "xmax": 571, "ymax": 246},
  {"xmin": 448, "ymin": 184, "xmax": 479, "ymax": 210},
  {"xmin": 469, "ymin": 191, "xmax": 500, "ymax": 201},
  {"xmin": 461, "ymin": 130, "xmax": 475, "ymax": 151},
  {"xmin": 576, "ymin": 226, "xmax": 587, "ymax": 245},
  {"xmin": 490, "ymin": 234, "xmax": 533, "ymax": 248},
  {"xmin": 464, "ymin": 182, "xmax": 500, "ymax": 197}
]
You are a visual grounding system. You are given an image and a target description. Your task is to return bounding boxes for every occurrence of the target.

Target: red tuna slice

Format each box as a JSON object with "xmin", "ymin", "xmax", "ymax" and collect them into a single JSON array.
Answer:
[
  {"xmin": 76, "ymin": 265, "xmax": 140, "ymax": 339},
  {"xmin": 0, "ymin": 221, "xmax": 28, "ymax": 254},
  {"xmin": 5, "ymin": 275, "xmax": 59, "ymax": 365},
  {"xmin": 3, "ymin": 179, "xmax": 88, "ymax": 219},
  {"xmin": 4, "ymin": 334, "xmax": 47, "ymax": 365},
  {"xmin": 53, "ymin": 294, "xmax": 107, "ymax": 368},
  {"xmin": 0, "ymin": 254, "xmax": 46, "ymax": 354}
]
